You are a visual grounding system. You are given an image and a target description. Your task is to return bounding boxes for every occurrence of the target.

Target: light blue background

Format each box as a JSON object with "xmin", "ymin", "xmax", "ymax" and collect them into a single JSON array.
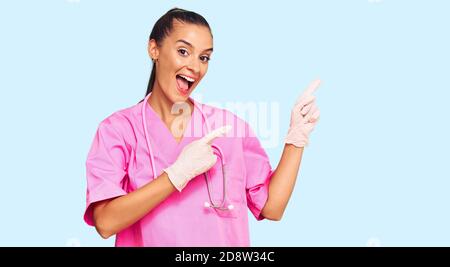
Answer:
[{"xmin": 0, "ymin": 0, "xmax": 449, "ymax": 247}]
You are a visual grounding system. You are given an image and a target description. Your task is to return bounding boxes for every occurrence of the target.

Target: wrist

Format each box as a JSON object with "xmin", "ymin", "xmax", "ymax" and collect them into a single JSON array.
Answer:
[
  {"xmin": 163, "ymin": 165, "xmax": 188, "ymax": 192},
  {"xmin": 285, "ymin": 129, "xmax": 308, "ymax": 148}
]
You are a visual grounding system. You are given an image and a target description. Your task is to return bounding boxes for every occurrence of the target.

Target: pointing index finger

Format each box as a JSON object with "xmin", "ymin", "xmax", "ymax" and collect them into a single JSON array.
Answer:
[
  {"xmin": 304, "ymin": 79, "xmax": 321, "ymax": 95},
  {"xmin": 202, "ymin": 125, "xmax": 232, "ymax": 145},
  {"xmin": 295, "ymin": 79, "xmax": 321, "ymax": 105}
]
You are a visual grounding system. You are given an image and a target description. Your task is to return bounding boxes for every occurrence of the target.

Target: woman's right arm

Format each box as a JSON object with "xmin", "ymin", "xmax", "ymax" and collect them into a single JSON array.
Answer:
[
  {"xmin": 92, "ymin": 172, "xmax": 176, "ymax": 239},
  {"xmin": 91, "ymin": 125, "xmax": 231, "ymax": 239}
]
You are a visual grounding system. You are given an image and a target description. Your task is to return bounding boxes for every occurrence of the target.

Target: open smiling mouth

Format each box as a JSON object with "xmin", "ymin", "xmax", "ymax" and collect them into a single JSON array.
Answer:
[{"xmin": 176, "ymin": 74, "xmax": 196, "ymax": 95}]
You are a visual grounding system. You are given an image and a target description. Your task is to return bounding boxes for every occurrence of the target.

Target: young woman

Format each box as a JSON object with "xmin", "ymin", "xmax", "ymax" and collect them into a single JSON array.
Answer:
[{"xmin": 84, "ymin": 7, "xmax": 321, "ymax": 247}]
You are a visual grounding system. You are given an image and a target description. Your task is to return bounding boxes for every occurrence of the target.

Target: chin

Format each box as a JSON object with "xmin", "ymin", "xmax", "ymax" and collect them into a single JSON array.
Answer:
[
  {"xmin": 175, "ymin": 88, "xmax": 194, "ymax": 101},
  {"xmin": 170, "ymin": 92, "xmax": 190, "ymax": 104}
]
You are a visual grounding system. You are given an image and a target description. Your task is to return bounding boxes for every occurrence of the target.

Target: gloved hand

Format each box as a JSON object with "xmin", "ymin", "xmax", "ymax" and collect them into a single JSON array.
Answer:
[
  {"xmin": 164, "ymin": 125, "xmax": 232, "ymax": 192},
  {"xmin": 285, "ymin": 79, "xmax": 321, "ymax": 148}
]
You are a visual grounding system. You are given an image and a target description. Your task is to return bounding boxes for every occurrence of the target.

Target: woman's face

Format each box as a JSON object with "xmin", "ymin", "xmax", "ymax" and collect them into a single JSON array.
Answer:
[{"xmin": 149, "ymin": 20, "xmax": 213, "ymax": 103}]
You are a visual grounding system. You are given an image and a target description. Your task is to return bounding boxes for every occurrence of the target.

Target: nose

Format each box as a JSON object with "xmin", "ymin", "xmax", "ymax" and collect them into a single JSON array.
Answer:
[{"xmin": 186, "ymin": 56, "xmax": 200, "ymax": 76}]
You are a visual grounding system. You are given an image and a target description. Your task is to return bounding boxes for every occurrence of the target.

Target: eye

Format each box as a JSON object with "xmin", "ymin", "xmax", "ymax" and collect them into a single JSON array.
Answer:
[
  {"xmin": 200, "ymin": 55, "xmax": 211, "ymax": 62},
  {"xmin": 178, "ymin": 48, "xmax": 189, "ymax": 56}
]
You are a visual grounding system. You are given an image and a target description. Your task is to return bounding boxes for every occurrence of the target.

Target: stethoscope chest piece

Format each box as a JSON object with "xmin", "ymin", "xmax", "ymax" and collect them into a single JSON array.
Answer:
[{"xmin": 204, "ymin": 202, "xmax": 234, "ymax": 210}]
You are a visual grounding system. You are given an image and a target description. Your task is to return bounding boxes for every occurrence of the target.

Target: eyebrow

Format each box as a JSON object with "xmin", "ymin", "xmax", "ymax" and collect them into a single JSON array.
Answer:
[{"xmin": 176, "ymin": 39, "xmax": 213, "ymax": 53}]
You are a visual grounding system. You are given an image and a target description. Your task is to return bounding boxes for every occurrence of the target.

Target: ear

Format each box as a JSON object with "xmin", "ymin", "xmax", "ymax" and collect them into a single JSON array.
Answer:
[{"xmin": 148, "ymin": 39, "xmax": 159, "ymax": 61}]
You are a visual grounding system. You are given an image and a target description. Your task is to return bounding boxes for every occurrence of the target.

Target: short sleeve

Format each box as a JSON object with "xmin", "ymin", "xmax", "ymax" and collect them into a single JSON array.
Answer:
[
  {"xmin": 243, "ymin": 123, "xmax": 274, "ymax": 221},
  {"xmin": 83, "ymin": 117, "xmax": 130, "ymax": 226}
]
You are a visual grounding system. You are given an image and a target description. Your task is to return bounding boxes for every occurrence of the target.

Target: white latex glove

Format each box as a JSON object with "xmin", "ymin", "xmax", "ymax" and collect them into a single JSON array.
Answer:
[
  {"xmin": 285, "ymin": 79, "xmax": 321, "ymax": 148},
  {"xmin": 163, "ymin": 125, "xmax": 232, "ymax": 192}
]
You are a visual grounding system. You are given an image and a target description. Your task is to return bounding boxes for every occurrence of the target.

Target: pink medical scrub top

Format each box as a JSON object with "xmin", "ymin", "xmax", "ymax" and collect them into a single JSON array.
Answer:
[{"xmin": 83, "ymin": 97, "xmax": 273, "ymax": 246}]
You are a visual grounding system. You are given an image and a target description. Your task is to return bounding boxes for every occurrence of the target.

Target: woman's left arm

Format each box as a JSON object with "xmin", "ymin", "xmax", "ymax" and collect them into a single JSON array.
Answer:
[
  {"xmin": 261, "ymin": 144, "xmax": 303, "ymax": 221},
  {"xmin": 261, "ymin": 79, "xmax": 321, "ymax": 221}
]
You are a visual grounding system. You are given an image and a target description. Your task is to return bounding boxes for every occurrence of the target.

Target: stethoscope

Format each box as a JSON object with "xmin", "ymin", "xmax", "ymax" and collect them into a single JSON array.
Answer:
[{"xmin": 141, "ymin": 92, "xmax": 234, "ymax": 212}]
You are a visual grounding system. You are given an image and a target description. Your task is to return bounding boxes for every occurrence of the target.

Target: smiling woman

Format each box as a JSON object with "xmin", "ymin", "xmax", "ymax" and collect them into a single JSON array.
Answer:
[
  {"xmin": 145, "ymin": 9, "xmax": 213, "ymax": 102},
  {"xmin": 84, "ymin": 7, "xmax": 321, "ymax": 247}
]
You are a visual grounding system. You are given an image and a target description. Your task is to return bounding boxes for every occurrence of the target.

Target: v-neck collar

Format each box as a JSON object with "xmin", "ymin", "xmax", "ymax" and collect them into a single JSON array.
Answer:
[{"xmin": 144, "ymin": 95, "xmax": 200, "ymax": 148}]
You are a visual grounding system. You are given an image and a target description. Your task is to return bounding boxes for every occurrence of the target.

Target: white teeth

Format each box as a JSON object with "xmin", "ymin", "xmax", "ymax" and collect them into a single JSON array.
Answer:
[{"xmin": 179, "ymin": 74, "xmax": 195, "ymax": 83}]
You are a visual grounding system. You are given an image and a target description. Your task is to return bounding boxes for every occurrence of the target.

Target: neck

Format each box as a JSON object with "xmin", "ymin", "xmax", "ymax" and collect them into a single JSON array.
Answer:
[{"xmin": 147, "ymin": 86, "xmax": 194, "ymax": 124}]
